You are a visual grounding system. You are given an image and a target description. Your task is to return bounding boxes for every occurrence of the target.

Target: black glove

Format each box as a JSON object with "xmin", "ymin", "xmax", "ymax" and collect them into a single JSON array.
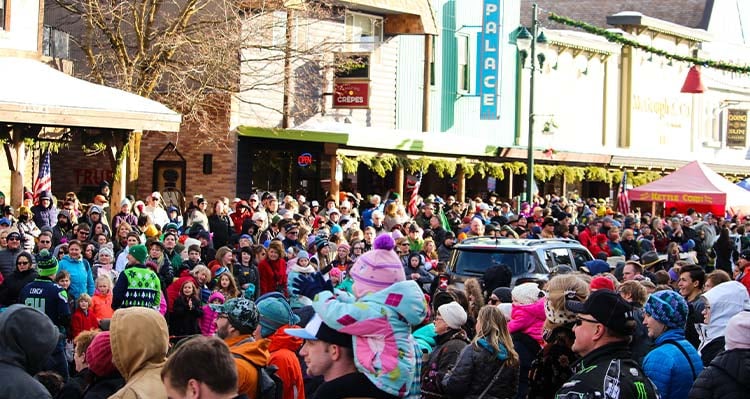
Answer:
[{"xmin": 293, "ymin": 272, "xmax": 334, "ymax": 299}]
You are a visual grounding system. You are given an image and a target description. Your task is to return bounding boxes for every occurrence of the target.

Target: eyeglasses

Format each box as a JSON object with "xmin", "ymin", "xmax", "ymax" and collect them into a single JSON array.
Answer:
[
  {"xmin": 39, "ymin": 240, "xmax": 51, "ymax": 244},
  {"xmin": 78, "ymin": 231, "xmax": 90, "ymax": 235},
  {"xmin": 575, "ymin": 316, "xmax": 600, "ymax": 326},
  {"xmin": 7, "ymin": 237, "xmax": 20, "ymax": 241},
  {"xmin": 16, "ymin": 261, "xmax": 29, "ymax": 266},
  {"xmin": 287, "ymin": 231, "xmax": 299, "ymax": 235},
  {"xmin": 399, "ymin": 243, "xmax": 409, "ymax": 247}
]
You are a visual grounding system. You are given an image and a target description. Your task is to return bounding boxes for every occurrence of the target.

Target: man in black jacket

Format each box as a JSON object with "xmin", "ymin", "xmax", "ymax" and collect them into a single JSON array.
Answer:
[{"xmin": 555, "ymin": 290, "xmax": 658, "ymax": 399}]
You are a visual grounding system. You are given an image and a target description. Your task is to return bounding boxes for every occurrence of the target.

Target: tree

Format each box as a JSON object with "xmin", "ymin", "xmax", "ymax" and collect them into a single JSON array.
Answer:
[{"xmin": 45, "ymin": 0, "xmax": 344, "ymax": 192}]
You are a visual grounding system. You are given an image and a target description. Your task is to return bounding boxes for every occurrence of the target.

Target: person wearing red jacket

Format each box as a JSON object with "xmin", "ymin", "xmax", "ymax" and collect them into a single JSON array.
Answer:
[
  {"xmin": 577, "ymin": 219, "xmax": 599, "ymax": 250},
  {"xmin": 231, "ymin": 200, "xmax": 253, "ymax": 235},
  {"xmin": 258, "ymin": 241, "xmax": 287, "ymax": 296},
  {"xmin": 588, "ymin": 234, "xmax": 611, "ymax": 259},
  {"xmin": 255, "ymin": 293, "xmax": 305, "ymax": 399},
  {"xmin": 70, "ymin": 293, "xmax": 99, "ymax": 339}
]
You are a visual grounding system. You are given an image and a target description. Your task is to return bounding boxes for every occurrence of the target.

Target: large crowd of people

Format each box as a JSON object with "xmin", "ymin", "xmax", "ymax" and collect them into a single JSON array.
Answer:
[{"xmin": 0, "ymin": 186, "xmax": 749, "ymax": 399}]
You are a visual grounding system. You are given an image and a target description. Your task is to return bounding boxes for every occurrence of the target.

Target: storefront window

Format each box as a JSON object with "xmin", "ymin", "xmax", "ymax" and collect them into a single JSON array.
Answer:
[{"xmin": 248, "ymin": 148, "xmax": 321, "ymax": 199}]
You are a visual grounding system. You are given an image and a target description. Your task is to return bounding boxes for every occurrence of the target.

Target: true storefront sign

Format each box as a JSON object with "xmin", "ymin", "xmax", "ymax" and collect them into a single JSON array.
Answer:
[{"xmin": 478, "ymin": 0, "xmax": 501, "ymax": 120}]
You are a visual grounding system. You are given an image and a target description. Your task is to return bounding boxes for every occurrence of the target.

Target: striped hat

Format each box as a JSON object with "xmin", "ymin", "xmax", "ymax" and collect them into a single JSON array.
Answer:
[
  {"xmin": 36, "ymin": 249, "xmax": 58, "ymax": 277},
  {"xmin": 349, "ymin": 234, "xmax": 405, "ymax": 297},
  {"xmin": 644, "ymin": 290, "xmax": 688, "ymax": 330}
]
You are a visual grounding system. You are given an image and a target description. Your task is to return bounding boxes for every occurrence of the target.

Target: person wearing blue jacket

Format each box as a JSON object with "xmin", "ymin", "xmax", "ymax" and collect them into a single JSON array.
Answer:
[
  {"xmin": 57, "ymin": 240, "xmax": 95, "ymax": 302},
  {"xmin": 643, "ymin": 290, "xmax": 703, "ymax": 399}
]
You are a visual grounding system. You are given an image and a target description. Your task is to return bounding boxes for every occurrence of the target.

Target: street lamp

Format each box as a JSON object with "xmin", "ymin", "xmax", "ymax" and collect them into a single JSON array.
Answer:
[{"xmin": 516, "ymin": 3, "xmax": 547, "ymax": 203}]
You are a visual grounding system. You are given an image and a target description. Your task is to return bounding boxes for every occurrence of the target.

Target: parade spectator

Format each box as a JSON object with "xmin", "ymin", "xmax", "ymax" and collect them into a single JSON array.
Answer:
[
  {"xmin": 109, "ymin": 307, "xmax": 169, "ymax": 398},
  {"xmin": 70, "ymin": 293, "xmax": 99, "ymax": 340},
  {"xmin": 0, "ymin": 304, "xmax": 60, "ymax": 399},
  {"xmin": 91, "ymin": 274, "xmax": 115, "ymax": 320},
  {"xmin": 255, "ymin": 292, "xmax": 305, "ymax": 399},
  {"xmin": 703, "ymin": 269, "xmax": 731, "ymax": 291},
  {"xmin": 688, "ymin": 310, "xmax": 750, "ymax": 399},
  {"xmin": 0, "ymin": 250, "xmax": 37, "ymax": 306},
  {"xmin": 211, "ymin": 297, "xmax": 270, "ymax": 398},
  {"xmin": 643, "ymin": 290, "xmax": 703, "ymax": 399},
  {"xmin": 31, "ymin": 191, "xmax": 58, "ymax": 230},
  {"xmin": 556, "ymin": 290, "xmax": 658, "ymax": 398},
  {"xmin": 442, "ymin": 305, "xmax": 520, "ymax": 399},
  {"xmin": 112, "ymin": 244, "xmax": 161, "ymax": 310},
  {"xmin": 421, "ymin": 301, "xmax": 469, "ymax": 399},
  {"xmin": 698, "ymin": 280, "xmax": 750, "ymax": 365},
  {"xmin": 208, "ymin": 200, "xmax": 232, "ymax": 249},
  {"xmin": 169, "ymin": 279, "xmax": 203, "ymax": 337},
  {"xmin": 507, "ymin": 282, "xmax": 546, "ymax": 346},
  {"xmin": 161, "ymin": 336, "xmax": 238, "ymax": 399},
  {"xmin": 0, "ymin": 230, "xmax": 24, "ymax": 279},
  {"xmin": 678, "ymin": 264, "xmax": 707, "ymax": 348},
  {"xmin": 259, "ymin": 241, "xmax": 287, "ymax": 296}
]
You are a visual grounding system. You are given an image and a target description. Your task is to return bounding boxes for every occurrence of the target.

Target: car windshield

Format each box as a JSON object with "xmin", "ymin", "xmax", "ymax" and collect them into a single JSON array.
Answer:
[{"xmin": 453, "ymin": 249, "xmax": 530, "ymax": 277}]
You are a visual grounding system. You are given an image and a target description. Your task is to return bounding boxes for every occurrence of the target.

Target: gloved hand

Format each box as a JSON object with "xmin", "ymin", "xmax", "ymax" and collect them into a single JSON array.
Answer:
[{"xmin": 293, "ymin": 272, "xmax": 334, "ymax": 299}]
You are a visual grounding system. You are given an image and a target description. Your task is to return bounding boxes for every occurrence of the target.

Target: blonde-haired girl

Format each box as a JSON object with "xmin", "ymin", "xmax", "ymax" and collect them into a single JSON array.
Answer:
[{"xmin": 91, "ymin": 275, "xmax": 114, "ymax": 320}]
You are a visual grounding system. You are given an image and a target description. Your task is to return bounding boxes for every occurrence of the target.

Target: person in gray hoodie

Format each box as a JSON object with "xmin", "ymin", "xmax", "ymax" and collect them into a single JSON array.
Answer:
[{"xmin": 0, "ymin": 304, "xmax": 60, "ymax": 399}]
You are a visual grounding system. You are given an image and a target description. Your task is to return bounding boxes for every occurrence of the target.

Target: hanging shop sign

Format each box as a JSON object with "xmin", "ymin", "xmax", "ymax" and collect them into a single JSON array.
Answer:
[
  {"xmin": 478, "ymin": 0, "xmax": 501, "ymax": 120},
  {"xmin": 727, "ymin": 109, "xmax": 747, "ymax": 148},
  {"xmin": 333, "ymin": 81, "xmax": 370, "ymax": 108}
]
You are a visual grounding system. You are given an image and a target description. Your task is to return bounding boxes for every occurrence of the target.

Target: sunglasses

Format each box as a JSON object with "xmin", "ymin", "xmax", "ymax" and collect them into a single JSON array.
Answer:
[
  {"xmin": 39, "ymin": 240, "xmax": 51, "ymax": 244},
  {"xmin": 16, "ymin": 261, "xmax": 29, "ymax": 265},
  {"xmin": 575, "ymin": 316, "xmax": 600, "ymax": 326},
  {"xmin": 7, "ymin": 236, "xmax": 20, "ymax": 241}
]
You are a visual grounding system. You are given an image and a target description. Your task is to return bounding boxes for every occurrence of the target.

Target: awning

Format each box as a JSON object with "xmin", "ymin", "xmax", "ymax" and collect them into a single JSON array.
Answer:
[
  {"xmin": 611, "ymin": 155, "xmax": 750, "ymax": 176},
  {"xmin": 0, "ymin": 57, "xmax": 181, "ymax": 132},
  {"xmin": 237, "ymin": 120, "xmax": 498, "ymax": 157}
]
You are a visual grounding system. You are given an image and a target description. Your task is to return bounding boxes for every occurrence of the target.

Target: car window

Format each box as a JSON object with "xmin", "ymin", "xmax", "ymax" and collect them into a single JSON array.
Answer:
[
  {"xmin": 452, "ymin": 249, "xmax": 529, "ymax": 277},
  {"xmin": 571, "ymin": 248, "xmax": 592, "ymax": 269},
  {"xmin": 546, "ymin": 248, "xmax": 572, "ymax": 267}
]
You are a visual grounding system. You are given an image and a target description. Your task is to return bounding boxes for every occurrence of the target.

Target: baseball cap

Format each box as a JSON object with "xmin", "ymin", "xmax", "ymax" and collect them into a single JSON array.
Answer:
[
  {"xmin": 311, "ymin": 200, "xmax": 320, "ymax": 207},
  {"xmin": 741, "ymin": 250, "xmax": 750, "ymax": 261},
  {"xmin": 566, "ymin": 290, "xmax": 635, "ymax": 335},
  {"xmin": 284, "ymin": 314, "xmax": 352, "ymax": 348},
  {"xmin": 249, "ymin": 193, "xmax": 260, "ymax": 201},
  {"xmin": 0, "ymin": 217, "xmax": 10, "ymax": 226}
]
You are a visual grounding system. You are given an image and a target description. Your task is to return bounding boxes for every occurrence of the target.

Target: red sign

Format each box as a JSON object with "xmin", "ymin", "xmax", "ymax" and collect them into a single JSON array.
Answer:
[{"xmin": 333, "ymin": 81, "xmax": 369, "ymax": 108}]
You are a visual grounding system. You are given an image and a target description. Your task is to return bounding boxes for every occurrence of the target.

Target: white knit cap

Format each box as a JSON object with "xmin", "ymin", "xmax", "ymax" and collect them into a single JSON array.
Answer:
[
  {"xmin": 725, "ymin": 310, "xmax": 750, "ymax": 350},
  {"xmin": 512, "ymin": 282, "xmax": 543, "ymax": 305},
  {"xmin": 438, "ymin": 302, "xmax": 467, "ymax": 330}
]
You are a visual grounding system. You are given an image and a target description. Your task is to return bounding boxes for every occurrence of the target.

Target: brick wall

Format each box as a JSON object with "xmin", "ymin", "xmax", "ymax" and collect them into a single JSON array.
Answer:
[{"xmin": 138, "ymin": 92, "xmax": 238, "ymax": 203}]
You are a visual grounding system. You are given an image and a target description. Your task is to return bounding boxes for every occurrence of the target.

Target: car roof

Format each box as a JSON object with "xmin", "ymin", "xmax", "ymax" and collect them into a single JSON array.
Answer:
[{"xmin": 455, "ymin": 236, "xmax": 586, "ymax": 250}]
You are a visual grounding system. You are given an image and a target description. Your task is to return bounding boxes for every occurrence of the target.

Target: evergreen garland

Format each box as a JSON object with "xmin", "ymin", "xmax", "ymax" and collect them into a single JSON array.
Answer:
[{"xmin": 548, "ymin": 13, "xmax": 750, "ymax": 74}]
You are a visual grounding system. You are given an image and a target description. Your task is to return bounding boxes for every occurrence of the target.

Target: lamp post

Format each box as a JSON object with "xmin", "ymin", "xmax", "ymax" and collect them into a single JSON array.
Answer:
[{"xmin": 516, "ymin": 3, "xmax": 547, "ymax": 203}]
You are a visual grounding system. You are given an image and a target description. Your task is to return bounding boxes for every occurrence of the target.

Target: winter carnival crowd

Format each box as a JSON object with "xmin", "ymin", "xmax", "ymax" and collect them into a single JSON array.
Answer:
[{"xmin": 1, "ymin": 185, "xmax": 749, "ymax": 399}]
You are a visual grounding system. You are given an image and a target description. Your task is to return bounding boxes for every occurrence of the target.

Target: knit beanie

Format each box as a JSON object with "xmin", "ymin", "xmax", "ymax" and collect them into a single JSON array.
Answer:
[
  {"xmin": 256, "ymin": 292, "xmax": 300, "ymax": 338},
  {"xmin": 98, "ymin": 246, "xmax": 114, "ymax": 260},
  {"xmin": 36, "ymin": 249, "xmax": 58, "ymax": 277},
  {"xmin": 438, "ymin": 301, "xmax": 467, "ymax": 330},
  {"xmin": 128, "ymin": 244, "xmax": 148, "ymax": 264},
  {"xmin": 512, "ymin": 282, "xmax": 543, "ymax": 305},
  {"xmin": 644, "ymin": 290, "xmax": 689, "ymax": 330},
  {"xmin": 590, "ymin": 276, "xmax": 615, "ymax": 291},
  {"xmin": 349, "ymin": 234, "xmax": 406, "ymax": 297},
  {"xmin": 86, "ymin": 331, "xmax": 117, "ymax": 377},
  {"xmin": 725, "ymin": 311, "xmax": 750, "ymax": 350},
  {"xmin": 208, "ymin": 291, "xmax": 225, "ymax": 304},
  {"xmin": 492, "ymin": 287, "xmax": 513, "ymax": 303},
  {"xmin": 297, "ymin": 250, "xmax": 310, "ymax": 260}
]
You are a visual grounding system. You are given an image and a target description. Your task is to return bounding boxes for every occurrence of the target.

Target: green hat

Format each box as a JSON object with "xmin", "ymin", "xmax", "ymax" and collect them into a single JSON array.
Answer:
[
  {"xmin": 128, "ymin": 244, "xmax": 148, "ymax": 264},
  {"xmin": 210, "ymin": 298, "xmax": 260, "ymax": 334},
  {"xmin": 36, "ymin": 249, "xmax": 59, "ymax": 277}
]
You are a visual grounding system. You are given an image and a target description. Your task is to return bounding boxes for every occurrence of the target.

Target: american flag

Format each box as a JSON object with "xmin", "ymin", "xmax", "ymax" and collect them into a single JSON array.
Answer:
[
  {"xmin": 618, "ymin": 171, "xmax": 631, "ymax": 214},
  {"xmin": 407, "ymin": 171, "xmax": 422, "ymax": 217},
  {"xmin": 33, "ymin": 150, "xmax": 52, "ymax": 202}
]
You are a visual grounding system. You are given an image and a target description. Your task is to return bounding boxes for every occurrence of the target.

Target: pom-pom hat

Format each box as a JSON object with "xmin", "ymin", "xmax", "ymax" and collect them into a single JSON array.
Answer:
[
  {"xmin": 36, "ymin": 249, "xmax": 58, "ymax": 277},
  {"xmin": 349, "ymin": 234, "xmax": 405, "ymax": 296}
]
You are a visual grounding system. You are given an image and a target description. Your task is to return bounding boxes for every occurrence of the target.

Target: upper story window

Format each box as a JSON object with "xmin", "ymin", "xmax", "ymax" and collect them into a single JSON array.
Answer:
[
  {"xmin": 457, "ymin": 34, "xmax": 470, "ymax": 92},
  {"xmin": 43, "ymin": 25, "xmax": 70, "ymax": 59},
  {"xmin": 1, "ymin": 0, "xmax": 8, "ymax": 31},
  {"xmin": 345, "ymin": 12, "xmax": 383, "ymax": 52}
]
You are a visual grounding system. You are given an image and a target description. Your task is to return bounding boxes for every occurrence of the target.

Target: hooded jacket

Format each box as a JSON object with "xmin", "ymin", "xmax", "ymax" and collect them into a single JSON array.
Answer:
[
  {"xmin": 507, "ymin": 298, "xmax": 546, "ymax": 345},
  {"xmin": 643, "ymin": 328, "xmax": 703, "ymax": 399},
  {"xmin": 699, "ymin": 281, "xmax": 750, "ymax": 365},
  {"xmin": 225, "ymin": 335, "xmax": 271, "ymax": 398},
  {"xmin": 32, "ymin": 202, "xmax": 59, "ymax": 230},
  {"xmin": 312, "ymin": 280, "xmax": 428, "ymax": 397},
  {"xmin": 267, "ymin": 326, "xmax": 305, "ymax": 399},
  {"xmin": 58, "ymin": 255, "xmax": 95, "ymax": 301},
  {"xmin": 0, "ymin": 266, "xmax": 37, "ymax": 306},
  {"xmin": 110, "ymin": 307, "xmax": 169, "ymax": 399},
  {"xmin": 200, "ymin": 291, "xmax": 224, "ymax": 336},
  {"xmin": 0, "ymin": 304, "xmax": 59, "ymax": 399},
  {"xmin": 421, "ymin": 328, "xmax": 469, "ymax": 399}
]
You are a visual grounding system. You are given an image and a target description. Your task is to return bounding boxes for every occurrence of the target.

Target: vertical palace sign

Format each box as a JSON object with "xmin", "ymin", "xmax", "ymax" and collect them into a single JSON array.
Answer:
[{"xmin": 478, "ymin": 0, "xmax": 501, "ymax": 120}]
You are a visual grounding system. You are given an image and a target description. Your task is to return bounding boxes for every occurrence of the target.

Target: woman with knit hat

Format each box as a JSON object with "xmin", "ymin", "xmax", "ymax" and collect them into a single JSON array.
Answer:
[
  {"xmin": 293, "ymin": 234, "xmax": 428, "ymax": 398},
  {"xmin": 642, "ymin": 290, "xmax": 704, "ymax": 399},
  {"xmin": 421, "ymin": 301, "xmax": 469, "ymax": 399},
  {"xmin": 689, "ymin": 309, "xmax": 750, "ymax": 399}
]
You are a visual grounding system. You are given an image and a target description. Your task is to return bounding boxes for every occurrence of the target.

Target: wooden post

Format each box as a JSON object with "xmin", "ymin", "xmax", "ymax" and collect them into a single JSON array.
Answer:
[
  {"xmin": 457, "ymin": 166, "xmax": 466, "ymax": 203},
  {"xmin": 422, "ymin": 34, "xmax": 432, "ymax": 133},
  {"xmin": 395, "ymin": 167, "xmax": 405, "ymax": 200},
  {"xmin": 507, "ymin": 169, "xmax": 514, "ymax": 199},
  {"xmin": 329, "ymin": 153, "xmax": 340, "ymax": 206},
  {"xmin": 9, "ymin": 138, "xmax": 25, "ymax": 207}
]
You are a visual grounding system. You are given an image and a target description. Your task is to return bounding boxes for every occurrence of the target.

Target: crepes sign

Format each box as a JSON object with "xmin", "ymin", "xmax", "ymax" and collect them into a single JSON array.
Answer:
[{"xmin": 333, "ymin": 82, "xmax": 369, "ymax": 109}]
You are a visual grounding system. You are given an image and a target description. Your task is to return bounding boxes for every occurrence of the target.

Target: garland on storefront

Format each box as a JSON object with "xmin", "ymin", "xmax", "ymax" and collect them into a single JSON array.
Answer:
[
  {"xmin": 337, "ymin": 154, "xmax": 668, "ymax": 185},
  {"xmin": 547, "ymin": 13, "xmax": 750, "ymax": 74}
]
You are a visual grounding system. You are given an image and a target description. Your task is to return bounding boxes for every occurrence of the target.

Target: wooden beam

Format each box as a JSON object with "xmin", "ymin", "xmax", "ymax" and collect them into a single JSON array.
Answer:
[{"xmin": 384, "ymin": 14, "xmax": 426, "ymax": 35}]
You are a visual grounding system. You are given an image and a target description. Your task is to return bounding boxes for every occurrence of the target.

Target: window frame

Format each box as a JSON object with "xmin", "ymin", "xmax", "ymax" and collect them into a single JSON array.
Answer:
[
  {"xmin": 457, "ymin": 34, "xmax": 470, "ymax": 93},
  {"xmin": 0, "ymin": 0, "xmax": 9, "ymax": 31},
  {"xmin": 344, "ymin": 11, "xmax": 384, "ymax": 52}
]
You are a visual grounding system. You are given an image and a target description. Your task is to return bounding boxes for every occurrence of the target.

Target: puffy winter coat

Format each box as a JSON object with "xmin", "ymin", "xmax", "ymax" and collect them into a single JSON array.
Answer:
[
  {"xmin": 643, "ymin": 329, "xmax": 703, "ymax": 399},
  {"xmin": 688, "ymin": 348, "xmax": 750, "ymax": 399},
  {"xmin": 31, "ymin": 204, "xmax": 58, "ymax": 230},
  {"xmin": 421, "ymin": 328, "xmax": 469, "ymax": 399},
  {"xmin": 58, "ymin": 255, "xmax": 95, "ymax": 301},
  {"xmin": 267, "ymin": 326, "xmax": 305, "ymax": 399},
  {"xmin": 312, "ymin": 280, "xmax": 427, "ymax": 397},
  {"xmin": 507, "ymin": 298, "xmax": 545, "ymax": 345},
  {"xmin": 442, "ymin": 339, "xmax": 519, "ymax": 399},
  {"xmin": 0, "ymin": 268, "xmax": 37, "ymax": 306}
]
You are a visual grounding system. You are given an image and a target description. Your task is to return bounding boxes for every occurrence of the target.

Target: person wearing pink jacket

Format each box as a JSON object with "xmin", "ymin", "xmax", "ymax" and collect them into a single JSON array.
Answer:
[
  {"xmin": 507, "ymin": 282, "xmax": 546, "ymax": 345},
  {"xmin": 200, "ymin": 291, "xmax": 225, "ymax": 336}
]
